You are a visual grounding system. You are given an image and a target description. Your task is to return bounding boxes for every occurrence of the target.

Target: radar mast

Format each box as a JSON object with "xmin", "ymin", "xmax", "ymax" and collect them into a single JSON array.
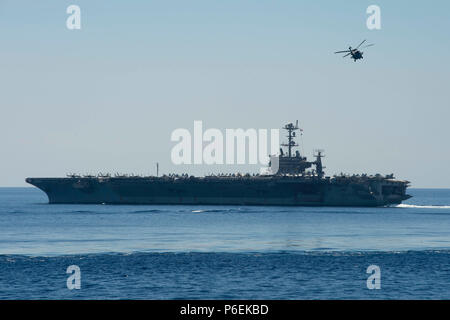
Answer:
[{"xmin": 281, "ymin": 120, "xmax": 300, "ymax": 157}]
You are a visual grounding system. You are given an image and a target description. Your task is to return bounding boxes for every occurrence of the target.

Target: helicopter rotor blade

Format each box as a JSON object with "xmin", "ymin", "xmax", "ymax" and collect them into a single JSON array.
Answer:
[
  {"xmin": 362, "ymin": 44, "xmax": 375, "ymax": 48},
  {"xmin": 343, "ymin": 53, "xmax": 351, "ymax": 58},
  {"xmin": 356, "ymin": 39, "xmax": 366, "ymax": 49},
  {"xmin": 334, "ymin": 50, "xmax": 351, "ymax": 54}
]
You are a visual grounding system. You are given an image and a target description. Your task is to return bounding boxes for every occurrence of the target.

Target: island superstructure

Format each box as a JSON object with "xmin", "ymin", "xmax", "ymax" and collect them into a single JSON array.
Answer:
[{"xmin": 26, "ymin": 121, "xmax": 411, "ymax": 206}]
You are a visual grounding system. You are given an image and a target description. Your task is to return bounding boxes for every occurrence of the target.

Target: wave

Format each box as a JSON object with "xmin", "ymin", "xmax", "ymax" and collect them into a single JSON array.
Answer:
[
  {"xmin": 190, "ymin": 208, "xmax": 256, "ymax": 213},
  {"xmin": 396, "ymin": 204, "xmax": 450, "ymax": 209},
  {"xmin": 191, "ymin": 209, "xmax": 231, "ymax": 213},
  {"xmin": 2, "ymin": 249, "xmax": 450, "ymax": 260},
  {"xmin": 131, "ymin": 209, "xmax": 165, "ymax": 213}
]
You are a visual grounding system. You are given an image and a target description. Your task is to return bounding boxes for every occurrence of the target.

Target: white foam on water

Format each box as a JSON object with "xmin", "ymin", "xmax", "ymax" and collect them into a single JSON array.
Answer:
[{"xmin": 396, "ymin": 204, "xmax": 450, "ymax": 209}]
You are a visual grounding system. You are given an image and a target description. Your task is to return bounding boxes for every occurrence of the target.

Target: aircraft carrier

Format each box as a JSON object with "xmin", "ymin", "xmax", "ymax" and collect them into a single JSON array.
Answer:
[{"xmin": 26, "ymin": 122, "xmax": 411, "ymax": 206}]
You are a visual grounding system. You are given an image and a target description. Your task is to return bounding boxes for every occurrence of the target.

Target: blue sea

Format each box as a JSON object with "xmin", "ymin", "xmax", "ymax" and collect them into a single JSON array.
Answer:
[{"xmin": 0, "ymin": 188, "xmax": 449, "ymax": 299}]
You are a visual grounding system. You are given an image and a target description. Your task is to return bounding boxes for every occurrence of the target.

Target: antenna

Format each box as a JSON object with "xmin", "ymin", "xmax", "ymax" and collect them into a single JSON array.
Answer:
[
  {"xmin": 156, "ymin": 162, "xmax": 159, "ymax": 177},
  {"xmin": 314, "ymin": 149, "xmax": 325, "ymax": 157},
  {"xmin": 313, "ymin": 149, "xmax": 325, "ymax": 178},
  {"xmin": 281, "ymin": 121, "xmax": 300, "ymax": 157}
]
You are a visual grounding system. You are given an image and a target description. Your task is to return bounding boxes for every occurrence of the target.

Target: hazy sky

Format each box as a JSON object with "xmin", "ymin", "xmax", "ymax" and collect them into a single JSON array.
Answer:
[{"xmin": 1, "ymin": 0, "xmax": 449, "ymax": 187}]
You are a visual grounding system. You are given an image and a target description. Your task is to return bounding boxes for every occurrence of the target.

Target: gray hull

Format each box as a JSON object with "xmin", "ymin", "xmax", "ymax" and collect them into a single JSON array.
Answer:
[{"xmin": 26, "ymin": 176, "xmax": 411, "ymax": 207}]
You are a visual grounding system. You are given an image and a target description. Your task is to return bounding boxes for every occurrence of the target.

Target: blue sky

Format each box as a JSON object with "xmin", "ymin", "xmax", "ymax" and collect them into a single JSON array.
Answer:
[{"xmin": 1, "ymin": 0, "xmax": 449, "ymax": 187}]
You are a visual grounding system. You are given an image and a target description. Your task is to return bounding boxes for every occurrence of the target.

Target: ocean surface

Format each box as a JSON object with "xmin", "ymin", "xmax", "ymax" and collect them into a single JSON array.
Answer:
[{"xmin": 0, "ymin": 188, "xmax": 449, "ymax": 299}]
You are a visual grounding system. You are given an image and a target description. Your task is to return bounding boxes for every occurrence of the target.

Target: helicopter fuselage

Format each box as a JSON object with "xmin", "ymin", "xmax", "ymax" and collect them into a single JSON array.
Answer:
[{"xmin": 351, "ymin": 50, "xmax": 363, "ymax": 61}]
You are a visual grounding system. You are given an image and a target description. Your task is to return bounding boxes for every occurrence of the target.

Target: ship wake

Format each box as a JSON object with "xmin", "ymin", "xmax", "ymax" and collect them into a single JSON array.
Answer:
[{"xmin": 396, "ymin": 204, "xmax": 450, "ymax": 209}]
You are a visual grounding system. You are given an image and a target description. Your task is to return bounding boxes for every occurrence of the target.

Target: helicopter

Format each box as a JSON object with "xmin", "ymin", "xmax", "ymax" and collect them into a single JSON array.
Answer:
[{"xmin": 334, "ymin": 40, "xmax": 375, "ymax": 62}]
